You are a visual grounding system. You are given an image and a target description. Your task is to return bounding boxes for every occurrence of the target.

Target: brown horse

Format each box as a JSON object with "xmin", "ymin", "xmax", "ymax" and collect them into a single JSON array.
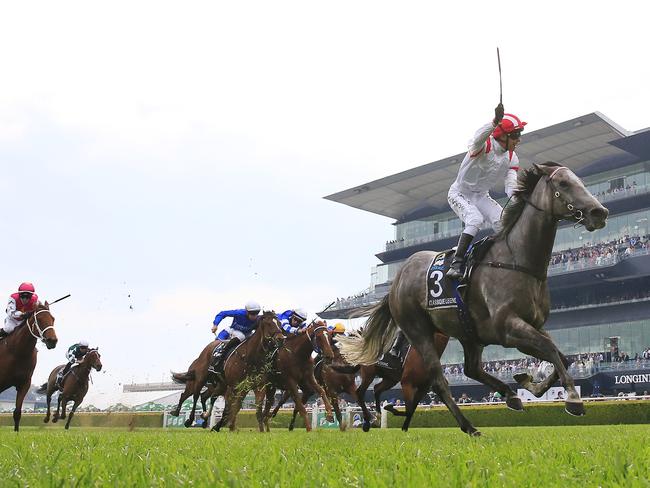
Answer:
[
  {"xmin": 170, "ymin": 339, "xmax": 219, "ymax": 427},
  {"xmin": 208, "ymin": 311, "xmax": 283, "ymax": 432},
  {"xmin": 270, "ymin": 333, "xmax": 374, "ymax": 431},
  {"xmin": 257, "ymin": 321, "xmax": 336, "ymax": 432},
  {"xmin": 39, "ymin": 349, "xmax": 102, "ymax": 429},
  {"xmin": 0, "ymin": 301, "xmax": 58, "ymax": 431},
  {"xmin": 332, "ymin": 332, "xmax": 449, "ymax": 431}
]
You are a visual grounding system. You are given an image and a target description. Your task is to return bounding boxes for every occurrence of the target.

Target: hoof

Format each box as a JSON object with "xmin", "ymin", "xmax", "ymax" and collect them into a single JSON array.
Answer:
[
  {"xmin": 565, "ymin": 401, "xmax": 585, "ymax": 417},
  {"xmin": 326, "ymin": 414, "xmax": 334, "ymax": 423},
  {"xmin": 52, "ymin": 417, "xmax": 58, "ymax": 423},
  {"xmin": 43, "ymin": 417, "xmax": 49, "ymax": 423},
  {"xmin": 202, "ymin": 421, "xmax": 209, "ymax": 429},
  {"xmin": 506, "ymin": 396, "xmax": 524, "ymax": 411},
  {"xmin": 184, "ymin": 419, "xmax": 193, "ymax": 428},
  {"xmin": 469, "ymin": 429, "xmax": 482, "ymax": 437},
  {"xmin": 65, "ymin": 424, "xmax": 70, "ymax": 430},
  {"xmin": 362, "ymin": 420, "xmax": 371, "ymax": 432},
  {"xmin": 288, "ymin": 424, "xmax": 295, "ymax": 432},
  {"xmin": 513, "ymin": 372, "xmax": 533, "ymax": 385}
]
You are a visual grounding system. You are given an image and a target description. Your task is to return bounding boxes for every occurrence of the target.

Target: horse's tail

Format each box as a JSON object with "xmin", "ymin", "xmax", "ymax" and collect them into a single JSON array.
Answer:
[
  {"xmin": 36, "ymin": 383, "xmax": 48, "ymax": 394},
  {"xmin": 337, "ymin": 295, "xmax": 396, "ymax": 365},
  {"xmin": 171, "ymin": 370, "xmax": 195, "ymax": 384}
]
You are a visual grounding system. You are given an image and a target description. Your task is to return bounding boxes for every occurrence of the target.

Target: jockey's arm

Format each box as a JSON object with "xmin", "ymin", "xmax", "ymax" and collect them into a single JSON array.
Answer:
[
  {"xmin": 280, "ymin": 319, "xmax": 299, "ymax": 335},
  {"xmin": 504, "ymin": 153, "xmax": 520, "ymax": 197},
  {"xmin": 213, "ymin": 309, "xmax": 238, "ymax": 328},
  {"xmin": 468, "ymin": 122, "xmax": 497, "ymax": 156},
  {"xmin": 6, "ymin": 299, "xmax": 23, "ymax": 320}
]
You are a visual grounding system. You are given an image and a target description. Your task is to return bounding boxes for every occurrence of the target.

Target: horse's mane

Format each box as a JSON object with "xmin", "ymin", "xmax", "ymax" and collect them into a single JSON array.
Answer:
[{"xmin": 497, "ymin": 161, "xmax": 563, "ymax": 239}]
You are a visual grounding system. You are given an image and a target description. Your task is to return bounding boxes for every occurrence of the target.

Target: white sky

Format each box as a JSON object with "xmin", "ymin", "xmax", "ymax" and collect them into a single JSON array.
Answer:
[{"xmin": 1, "ymin": 1, "xmax": 648, "ymax": 406}]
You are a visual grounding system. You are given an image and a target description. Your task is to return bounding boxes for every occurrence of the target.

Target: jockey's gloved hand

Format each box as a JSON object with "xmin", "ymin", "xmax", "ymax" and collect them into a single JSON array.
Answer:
[{"xmin": 494, "ymin": 103, "xmax": 505, "ymax": 125}]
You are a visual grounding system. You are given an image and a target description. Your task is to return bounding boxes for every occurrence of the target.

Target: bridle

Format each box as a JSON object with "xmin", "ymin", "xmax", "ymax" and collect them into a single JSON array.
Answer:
[
  {"xmin": 25, "ymin": 308, "xmax": 55, "ymax": 342},
  {"xmin": 523, "ymin": 166, "xmax": 586, "ymax": 226},
  {"xmin": 305, "ymin": 324, "xmax": 334, "ymax": 359}
]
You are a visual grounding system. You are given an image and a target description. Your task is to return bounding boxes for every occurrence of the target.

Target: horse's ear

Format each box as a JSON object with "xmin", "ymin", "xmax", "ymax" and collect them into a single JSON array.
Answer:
[
  {"xmin": 534, "ymin": 162, "xmax": 561, "ymax": 176},
  {"xmin": 44, "ymin": 301, "xmax": 50, "ymax": 309}
]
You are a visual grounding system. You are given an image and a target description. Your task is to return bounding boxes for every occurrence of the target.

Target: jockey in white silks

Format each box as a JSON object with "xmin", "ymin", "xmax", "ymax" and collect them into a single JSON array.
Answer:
[{"xmin": 446, "ymin": 103, "xmax": 527, "ymax": 280}]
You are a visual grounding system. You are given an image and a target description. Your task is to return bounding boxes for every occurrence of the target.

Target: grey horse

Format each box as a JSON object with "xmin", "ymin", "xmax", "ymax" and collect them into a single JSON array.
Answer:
[{"xmin": 339, "ymin": 162, "xmax": 608, "ymax": 436}]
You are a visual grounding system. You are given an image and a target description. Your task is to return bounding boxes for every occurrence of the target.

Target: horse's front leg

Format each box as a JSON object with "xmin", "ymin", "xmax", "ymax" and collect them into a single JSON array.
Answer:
[
  {"xmin": 44, "ymin": 389, "xmax": 53, "ymax": 423},
  {"xmin": 513, "ymin": 331, "xmax": 573, "ymax": 397},
  {"xmin": 13, "ymin": 382, "xmax": 30, "ymax": 432},
  {"xmin": 505, "ymin": 318, "xmax": 584, "ymax": 416},
  {"xmin": 461, "ymin": 340, "xmax": 523, "ymax": 411},
  {"xmin": 65, "ymin": 401, "xmax": 80, "ymax": 430},
  {"xmin": 254, "ymin": 386, "xmax": 267, "ymax": 432},
  {"xmin": 305, "ymin": 373, "xmax": 333, "ymax": 423},
  {"xmin": 286, "ymin": 379, "xmax": 311, "ymax": 432},
  {"xmin": 53, "ymin": 395, "xmax": 63, "ymax": 423}
]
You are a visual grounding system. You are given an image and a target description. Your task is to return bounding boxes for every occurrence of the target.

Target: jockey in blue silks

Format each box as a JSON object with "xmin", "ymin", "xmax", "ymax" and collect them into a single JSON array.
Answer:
[
  {"xmin": 208, "ymin": 301, "xmax": 261, "ymax": 374},
  {"xmin": 278, "ymin": 308, "xmax": 308, "ymax": 335}
]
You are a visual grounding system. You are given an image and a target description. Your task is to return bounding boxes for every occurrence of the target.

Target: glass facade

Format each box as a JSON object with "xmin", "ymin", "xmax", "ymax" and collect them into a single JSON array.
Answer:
[{"xmin": 441, "ymin": 318, "xmax": 650, "ymax": 365}]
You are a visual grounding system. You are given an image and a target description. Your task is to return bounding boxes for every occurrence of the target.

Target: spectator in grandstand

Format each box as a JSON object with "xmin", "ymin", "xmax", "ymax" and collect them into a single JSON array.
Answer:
[
  {"xmin": 446, "ymin": 103, "xmax": 525, "ymax": 280},
  {"xmin": 1, "ymin": 282, "xmax": 39, "ymax": 340}
]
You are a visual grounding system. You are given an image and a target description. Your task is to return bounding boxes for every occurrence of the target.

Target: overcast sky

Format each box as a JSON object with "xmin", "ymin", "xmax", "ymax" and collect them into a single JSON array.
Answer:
[{"xmin": 1, "ymin": 1, "xmax": 648, "ymax": 406}]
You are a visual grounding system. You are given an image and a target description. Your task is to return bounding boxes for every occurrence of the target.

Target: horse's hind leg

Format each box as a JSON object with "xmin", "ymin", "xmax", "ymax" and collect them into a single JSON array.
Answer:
[
  {"xmin": 184, "ymin": 390, "xmax": 201, "ymax": 428},
  {"xmin": 505, "ymin": 319, "xmax": 584, "ymax": 416},
  {"xmin": 52, "ymin": 395, "xmax": 62, "ymax": 423},
  {"xmin": 171, "ymin": 383, "xmax": 192, "ymax": 417},
  {"xmin": 351, "ymin": 383, "xmax": 373, "ymax": 432},
  {"xmin": 401, "ymin": 383, "xmax": 429, "ymax": 432},
  {"xmin": 462, "ymin": 341, "xmax": 523, "ymax": 411},
  {"xmin": 374, "ymin": 378, "xmax": 398, "ymax": 416}
]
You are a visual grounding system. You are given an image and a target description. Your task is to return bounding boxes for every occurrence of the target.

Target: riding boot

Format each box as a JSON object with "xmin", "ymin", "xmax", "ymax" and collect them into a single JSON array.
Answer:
[
  {"xmin": 446, "ymin": 232, "xmax": 474, "ymax": 281},
  {"xmin": 388, "ymin": 331, "xmax": 406, "ymax": 359},
  {"xmin": 208, "ymin": 338, "xmax": 241, "ymax": 375},
  {"xmin": 57, "ymin": 363, "xmax": 71, "ymax": 389}
]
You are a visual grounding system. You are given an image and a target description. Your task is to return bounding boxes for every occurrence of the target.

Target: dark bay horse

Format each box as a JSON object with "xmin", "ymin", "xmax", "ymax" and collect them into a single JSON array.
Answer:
[
  {"xmin": 340, "ymin": 163, "xmax": 608, "ymax": 436},
  {"xmin": 258, "ymin": 321, "xmax": 336, "ymax": 432},
  {"xmin": 39, "ymin": 349, "xmax": 102, "ymax": 429},
  {"xmin": 334, "ymin": 332, "xmax": 449, "ymax": 431},
  {"xmin": 173, "ymin": 312, "xmax": 282, "ymax": 429},
  {"xmin": 211, "ymin": 311, "xmax": 283, "ymax": 432},
  {"xmin": 0, "ymin": 301, "xmax": 58, "ymax": 431},
  {"xmin": 270, "ymin": 333, "xmax": 375, "ymax": 431}
]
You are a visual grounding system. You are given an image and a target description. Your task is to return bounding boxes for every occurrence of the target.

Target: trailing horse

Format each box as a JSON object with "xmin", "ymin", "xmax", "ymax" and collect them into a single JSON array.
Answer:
[
  {"xmin": 339, "ymin": 163, "xmax": 608, "ymax": 436},
  {"xmin": 0, "ymin": 301, "xmax": 58, "ymax": 431},
  {"xmin": 39, "ymin": 349, "xmax": 102, "ymax": 429},
  {"xmin": 257, "ymin": 321, "xmax": 336, "ymax": 432},
  {"xmin": 270, "ymin": 333, "xmax": 376, "ymax": 431}
]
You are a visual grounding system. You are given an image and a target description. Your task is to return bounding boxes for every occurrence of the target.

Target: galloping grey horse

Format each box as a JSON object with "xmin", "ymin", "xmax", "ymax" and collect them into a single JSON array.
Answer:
[{"xmin": 339, "ymin": 162, "xmax": 608, "ymax": 436}]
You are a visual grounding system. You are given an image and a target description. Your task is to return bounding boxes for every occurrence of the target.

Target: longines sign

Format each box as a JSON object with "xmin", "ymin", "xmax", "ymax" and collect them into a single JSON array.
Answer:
[{"xmin": 614, "ymin": 374, "xmax": 650, "ymax": 385}]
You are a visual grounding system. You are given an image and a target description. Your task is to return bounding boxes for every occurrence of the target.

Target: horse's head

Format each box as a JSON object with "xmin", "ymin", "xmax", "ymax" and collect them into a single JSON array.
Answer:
[
  {"xmin": 305, "ymin": 320, "xmax": 335, "ymax": 362},
  {"xmin": 85, "ymin": 349, "xmax": 102, "ymax": 371},
  {"xmin": 257, "ymin": 311, "xmax": 283, "ymax": 342},
  {"xmin": 26, "ymin": 301, "xmax": 58, "ymax": 349},
  {"xmin": 530, "ymin": 162, "xmax": 608, "ymax": 231}
]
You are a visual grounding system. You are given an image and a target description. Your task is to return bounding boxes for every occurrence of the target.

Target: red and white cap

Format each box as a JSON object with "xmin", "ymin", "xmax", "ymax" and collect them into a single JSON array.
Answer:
[
  {"xmin": 18, "ymin": 282, "xmax": 35, "ymax": 294},
  {"xmin": 493, "ymin": 114, "xmax": 527, "ymax": 139}
]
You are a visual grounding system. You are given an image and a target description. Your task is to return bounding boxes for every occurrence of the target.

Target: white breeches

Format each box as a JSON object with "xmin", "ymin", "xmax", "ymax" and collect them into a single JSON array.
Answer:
[
  {"xmin": 448, "ymin": 185, "xmax": 503, "ymax": 237},
  {"xmin": 218, "ymin": 325, "xmax": 247, "ymax": 342},
  {"xmin": 2, "ymin": 316, "xmax": 22, "ymax": 334}
]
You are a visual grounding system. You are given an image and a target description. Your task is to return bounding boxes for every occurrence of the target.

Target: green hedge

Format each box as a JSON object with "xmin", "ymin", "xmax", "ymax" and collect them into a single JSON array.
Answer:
[
  {"xmin": 386, "ymin": 400, "xmax": 650, "ymax": 428},
  {"xmin": 0, "ymin": 412, "xmax": 163, "ymax": 429}
]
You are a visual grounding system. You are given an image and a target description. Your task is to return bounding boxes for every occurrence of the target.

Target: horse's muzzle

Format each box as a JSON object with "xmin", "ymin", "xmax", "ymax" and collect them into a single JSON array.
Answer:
[
  {"xmin": 584, "ymin": 205, "xmax": 608, "ymax": 231},
  {"xmin": 44, "ymin": 338, "xmax": 58, "ymax": 349}
]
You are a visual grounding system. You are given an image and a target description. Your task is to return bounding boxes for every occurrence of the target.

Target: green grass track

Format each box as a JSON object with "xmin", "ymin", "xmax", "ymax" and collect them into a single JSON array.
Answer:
[{"xmin": 1, "ymin": 425, "xmax": 649, "ymax": 487}]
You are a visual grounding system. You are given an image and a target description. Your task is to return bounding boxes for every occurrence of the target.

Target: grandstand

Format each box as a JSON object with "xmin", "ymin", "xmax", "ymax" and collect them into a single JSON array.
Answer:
[{"xmin": 322, "ymin": 112, "xmax": 650, "ymax": 398}]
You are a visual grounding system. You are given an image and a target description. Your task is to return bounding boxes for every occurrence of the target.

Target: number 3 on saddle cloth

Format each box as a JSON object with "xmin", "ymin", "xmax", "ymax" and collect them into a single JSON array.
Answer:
[{"xmin": 427, "ymin": 237, "xmax": 494, "ymax": 337}]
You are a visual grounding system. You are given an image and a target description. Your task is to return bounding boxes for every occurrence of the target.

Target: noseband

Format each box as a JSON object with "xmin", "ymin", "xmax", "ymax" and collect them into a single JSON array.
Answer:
[
  {"xmin": 524, "ymin": 167, "xmax": 586, "ymax": 226},
  {"xmin": 26, "ymin": 309, "xmax": 55, "ymax": 342}
]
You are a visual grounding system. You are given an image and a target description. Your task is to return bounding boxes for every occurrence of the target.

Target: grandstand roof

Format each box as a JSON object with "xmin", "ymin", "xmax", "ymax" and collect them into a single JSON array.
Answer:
[{"xmin": 325, "ymin": 112, "xmax": 635, "ymax": 221}]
